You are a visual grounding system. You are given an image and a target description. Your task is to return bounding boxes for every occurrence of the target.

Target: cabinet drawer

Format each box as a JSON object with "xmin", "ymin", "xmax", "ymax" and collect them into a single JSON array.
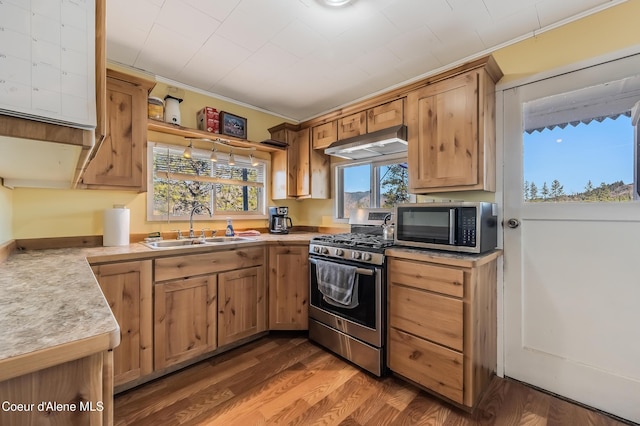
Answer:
[
  {"xmin": 389, "ymin": 284, "xmax": 463, "ymax": 351},
  {"xmin": 388, "ymin": 328, "xmax": 463, "ymax": 403},
  {"xmin": 154, "ymin": 246, "xmax": 265, "ymax": 282},
  {"xmin": 388, "ymin": 258, "xmax": 464, "ymax": 298}
]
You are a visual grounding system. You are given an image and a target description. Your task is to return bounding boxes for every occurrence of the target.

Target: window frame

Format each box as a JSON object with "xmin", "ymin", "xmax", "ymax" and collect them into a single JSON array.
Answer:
[
  {"xmin": 146, "ymin": 142, "xmax": 269, "ymax": 222},
  {"xmin": 332, "ymin": 152, "xmax": 409, "ymax": 221}
]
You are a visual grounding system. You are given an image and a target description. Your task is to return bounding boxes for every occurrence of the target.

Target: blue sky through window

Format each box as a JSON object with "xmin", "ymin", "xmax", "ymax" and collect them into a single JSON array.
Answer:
[{"xmin": 523, "ymin": 115, "xmax": 633, "ymax": 195}]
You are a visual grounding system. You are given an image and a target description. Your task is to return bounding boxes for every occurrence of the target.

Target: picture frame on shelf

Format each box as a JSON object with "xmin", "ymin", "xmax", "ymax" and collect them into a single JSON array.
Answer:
[{"xmin": 219, "ymin": 111, "xmax": 247, "ymax": 139}]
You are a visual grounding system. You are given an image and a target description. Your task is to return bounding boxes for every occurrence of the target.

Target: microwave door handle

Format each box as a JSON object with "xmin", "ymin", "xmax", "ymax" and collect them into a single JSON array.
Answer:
[{"xmin": 449, "ymin": 208, "xmax": 456, "ymax": 244}]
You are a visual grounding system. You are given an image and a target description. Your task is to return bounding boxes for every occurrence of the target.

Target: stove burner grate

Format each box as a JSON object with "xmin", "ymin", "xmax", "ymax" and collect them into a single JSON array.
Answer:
[{"xmin": 311, "ymin": 232, "xmax": 394, "ymax": 250}]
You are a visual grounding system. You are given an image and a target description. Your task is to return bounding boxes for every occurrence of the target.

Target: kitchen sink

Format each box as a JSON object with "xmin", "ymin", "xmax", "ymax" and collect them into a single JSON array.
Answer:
[{"xmin": 141, "ymin": 236, "xmax": 257, "ymax": 249}]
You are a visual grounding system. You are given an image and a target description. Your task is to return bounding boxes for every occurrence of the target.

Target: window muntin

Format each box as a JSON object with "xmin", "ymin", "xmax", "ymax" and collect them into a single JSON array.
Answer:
[
  {"xmin": 335, "ymin": 155, "xmax": 409, "ymax": 219},
  {"xmin": 148, "ymin": 143, "xmax": 266, "ymax": 221}
]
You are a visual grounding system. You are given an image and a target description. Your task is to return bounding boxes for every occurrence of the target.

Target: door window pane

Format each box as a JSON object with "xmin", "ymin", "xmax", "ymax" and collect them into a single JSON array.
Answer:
[{"xmin": 523, "ymin": 78, "xmax": 638, "ymax": 203}]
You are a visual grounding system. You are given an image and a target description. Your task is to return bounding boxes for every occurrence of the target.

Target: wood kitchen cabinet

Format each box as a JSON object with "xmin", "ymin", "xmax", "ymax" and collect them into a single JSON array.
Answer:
[
  {"xmin": 154, "ymin": 275, "xmax": 217, "ymax": 370},
  {"xmin": 329, "ymin": 98, "xmax": 405, "ymax": 144},
  {"xmin": 407, "ymin": 58, "xmax": 501, "ymax": 193},
  {"xmin": 386, "ymin": 249, "xmax": 499, "ymax": 409},
  {"xmin": 338, "ymin": 111, "xmax": 367, "ymax": 140},
  {"xmin": 91, "ymin": 260, "xmax": 153, "ymax": 387},
  {"xmin": 367, "ymin": 98, "xmax": 404, "ymax": 132},
  {"xmin": 0, "ymin": 351, "xmax": 113, "ymax": 426},
  {"xmin": 153, "ymin": 245, "xmax": 266, "ymax": 361},
  {"xmin": 270, "ymin": 123, "xmax": 330, "ymax": 200},
  {"xmin": 218, "ymin": 266, "xmax": 267, "ymax": 346},
  {"xmin": 312, "ymin": 120, "xmax": 338, "ymax": 150},
  {"xmin": 80, "ymin": 69, "xmax": 155, "ymax": 191},
  {"xmin": 268, "ymin": 244, "xmax": 309, "ymax": 330}
]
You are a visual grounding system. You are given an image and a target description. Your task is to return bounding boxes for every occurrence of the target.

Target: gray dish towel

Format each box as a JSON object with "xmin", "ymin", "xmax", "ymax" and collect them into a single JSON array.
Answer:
[{"xmin": 315, "ymin": 258, "xmax": 359, "ymax": 309}]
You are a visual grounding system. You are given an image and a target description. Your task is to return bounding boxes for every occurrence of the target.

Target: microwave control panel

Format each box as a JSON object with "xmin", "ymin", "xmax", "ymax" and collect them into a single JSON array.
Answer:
[{"xmin": 458, "ymin": 208, "xmax": 476, "ymax": 246}]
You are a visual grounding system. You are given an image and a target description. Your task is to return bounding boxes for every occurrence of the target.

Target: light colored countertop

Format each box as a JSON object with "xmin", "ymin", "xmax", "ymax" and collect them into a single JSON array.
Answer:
[
  {"xmin": 386, "ymin": 247, "xmax": 502, "ymax": 268},
  {"xmin": 0, "ymin": 232, "xmax": 318, "ymax": 381}
]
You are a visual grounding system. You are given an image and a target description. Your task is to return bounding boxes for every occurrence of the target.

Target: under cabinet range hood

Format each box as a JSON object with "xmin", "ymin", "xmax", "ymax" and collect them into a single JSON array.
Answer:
[{"xmin": 324, "ymin": 125, "xmax": 407, "ymax": 160}]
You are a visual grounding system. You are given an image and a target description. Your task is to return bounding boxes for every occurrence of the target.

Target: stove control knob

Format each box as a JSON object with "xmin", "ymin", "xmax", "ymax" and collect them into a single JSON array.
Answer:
[
  {"xmin": 313, "ymin": 246, "xmax": 320, "ymax": 253},
  {"xmin": 335, "ymin": 248, "xmax": 344, "ymax": 256},
  {"xmin": 321, "ymin": 247, "xmax": 329, "ymax": 255},
  {"xmin": 352, "ymin": 251, "xmax": 362, "ymax": 260},
  {"xmin": 362, "ymin": 253, "xmax": 372, "ymax": 261}
]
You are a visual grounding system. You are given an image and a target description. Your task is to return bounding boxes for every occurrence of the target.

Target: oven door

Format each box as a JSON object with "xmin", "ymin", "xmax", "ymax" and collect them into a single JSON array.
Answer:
[{"xmin": 308, "ymin": 256, "xmax": 382, "ymax": 347}]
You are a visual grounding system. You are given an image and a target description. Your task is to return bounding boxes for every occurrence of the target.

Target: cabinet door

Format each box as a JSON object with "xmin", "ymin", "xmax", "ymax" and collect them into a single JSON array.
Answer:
[
  {"xmin": 82, "ymin": 75, "xmax": 148, "ymax": 190},
  {"xmin": 338, "ymin": 111, "xmax": 367, "ymax": 140},
  {"xmin": 367, "ymin": 99, "xmax": 404, "ymax": 132},
  {"xmin": 154, "ymin": 276, "xmax": 217, "ymax": 370},
  {"xmin": 312, "ymin": 121, "xmax": 337, "ymax": 150},
  {"xmin": 91, "ymin": 260, "xmax": 152, "ymax": 387},
  {"xmin": 271, "ymin": 148, "xmax": 288, "ymax": 200},
  {"xmin": 268, "ymin": 245, "xmax": 309, "ymax": 330},
  {"xmin": 218, "ymin": 266, "xmax": 266, "ymax": 346},
  {"xmin": 293, "ymin": 128, "xmax": 309, "ymax": 197},
  {"xmin": 407, "ymin": 72, "xmax": 479, "ymax": 191}
]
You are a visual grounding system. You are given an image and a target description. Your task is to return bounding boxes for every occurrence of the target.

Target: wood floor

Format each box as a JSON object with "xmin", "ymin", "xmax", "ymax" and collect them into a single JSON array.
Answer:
[{"xmin": 114, "ymin": 334, "xmax": 632, "ymax": 426}]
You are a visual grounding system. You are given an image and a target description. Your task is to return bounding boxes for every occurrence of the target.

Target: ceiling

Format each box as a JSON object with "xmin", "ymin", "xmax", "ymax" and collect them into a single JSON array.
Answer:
[{"xmin": 106, "ymin": 0, "xmax": 622, "ymax": 122}]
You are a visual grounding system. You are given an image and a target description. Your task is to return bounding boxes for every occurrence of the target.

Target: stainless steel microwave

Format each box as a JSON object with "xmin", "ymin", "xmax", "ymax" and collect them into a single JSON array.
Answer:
[{"xmin": 394, "ymin": 202, "xmax": 498, "ymax": 254}]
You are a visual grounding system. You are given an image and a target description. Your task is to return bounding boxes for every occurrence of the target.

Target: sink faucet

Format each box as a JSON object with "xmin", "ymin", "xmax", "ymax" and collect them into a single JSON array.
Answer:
[{"xmin": 189, "ymin": 203, "xmax": 212, "ymax": 238}]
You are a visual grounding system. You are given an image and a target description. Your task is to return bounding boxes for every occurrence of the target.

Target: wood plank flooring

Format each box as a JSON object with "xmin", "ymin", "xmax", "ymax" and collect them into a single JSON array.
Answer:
[{"xmin": 114, "ymin": 334, "xmax": 633, "ymax": 426}]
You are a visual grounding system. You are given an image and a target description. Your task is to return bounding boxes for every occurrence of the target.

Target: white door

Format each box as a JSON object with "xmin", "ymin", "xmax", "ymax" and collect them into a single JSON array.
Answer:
[{"xmin": 502, "ymin": 54, "xmax": 640, "ymax": 424}]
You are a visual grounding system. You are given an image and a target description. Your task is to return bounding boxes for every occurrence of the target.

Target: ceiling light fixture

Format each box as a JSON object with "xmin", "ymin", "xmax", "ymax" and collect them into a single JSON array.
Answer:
[
  {"xmin": 250, "ymin": 154, "xmax": 259, "ymax": 167},
  {"xmin": 210, "ymin": 147, "xmax": 218, "ymax": 162},
  {"xmin": 317, "ymin": 0, "xmax": 355, "ymax": 7},
  {"xmin": 228, "ymin": 151, "xmax": 236, "ymax": 166}
]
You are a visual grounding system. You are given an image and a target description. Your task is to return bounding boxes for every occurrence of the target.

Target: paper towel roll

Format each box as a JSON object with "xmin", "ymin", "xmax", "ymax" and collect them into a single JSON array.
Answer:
[{"xmin": 103, "ymin": 206, "xmax": 130, "ymax": 247}]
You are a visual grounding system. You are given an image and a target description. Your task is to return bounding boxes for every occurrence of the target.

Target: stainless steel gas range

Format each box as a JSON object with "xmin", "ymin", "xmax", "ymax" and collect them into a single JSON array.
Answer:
[{"xmin": 308, "ymin": 208, "xmax": 393, "ymax": 376}]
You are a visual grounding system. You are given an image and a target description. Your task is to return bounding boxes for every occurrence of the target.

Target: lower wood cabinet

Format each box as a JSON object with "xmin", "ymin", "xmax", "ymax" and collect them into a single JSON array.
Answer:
[
  {"xmin": 154, "ymin": 275, "xmax": 217, "ymax": 370},
  {"xmin": 91, "ymin": 260, "xmax": 152, "ymax": 387},
  {"xmin": 386, "ymin": 249, "xmax": 499, "ymax": 409},
  {"xmin": 268, "ymin": 244, "xmax": 309, "ymax": 330},
  {"xmin": 0, "ymin": 351, "xmax": 113, "ymax": 426},
  {"xmin": 218, "ymin": 266, "xmax": 267, "ymax": 346}
]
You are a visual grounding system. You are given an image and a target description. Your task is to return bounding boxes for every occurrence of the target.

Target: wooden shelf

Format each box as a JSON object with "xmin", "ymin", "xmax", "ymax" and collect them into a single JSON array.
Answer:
[{"xmin": 147, "ymin": 119, "xmax": 283, "ymax": 152}]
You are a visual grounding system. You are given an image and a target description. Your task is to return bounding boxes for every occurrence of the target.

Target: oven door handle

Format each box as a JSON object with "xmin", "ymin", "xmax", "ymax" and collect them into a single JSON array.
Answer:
[{"xmin": 309, "ymin": 258, "xmax": 374, "ymax": 276}]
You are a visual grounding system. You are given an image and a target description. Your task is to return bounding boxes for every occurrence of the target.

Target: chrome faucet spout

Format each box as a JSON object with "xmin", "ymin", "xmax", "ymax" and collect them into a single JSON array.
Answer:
[{"xmin": 189, "ymin": 204, "xmax": 212, "ymax": 238}]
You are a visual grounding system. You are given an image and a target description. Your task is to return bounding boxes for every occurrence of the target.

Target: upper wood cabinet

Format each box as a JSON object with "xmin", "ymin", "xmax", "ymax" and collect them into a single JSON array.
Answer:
[
  {"xmin": 80, "ymin": 70, "xmax": 154, "ymax": 191},
  {"xmin": 268, "ymin": 244, "xmax": 309, "ymax": 330},
  {"xmin": 338, "ymin": 111, "xmax": 367, "ymax": 140},
  {"xmin": 91, "ymin": 260, "xmax": 153, "ymax": 388},
  {"xmin": 312, "ymin": 121, "xmax": 338, "ymax": 150},
  {"xmin": 270, "ymin": 123, "xmax": 330, "ymax": 200},
  {"xmin": 367, "ymin": 99, "xmax": 404, "ymax": 132},
  {"xmin": 407, "ymin": 63, "xmax": 498, "ymax": 193}
]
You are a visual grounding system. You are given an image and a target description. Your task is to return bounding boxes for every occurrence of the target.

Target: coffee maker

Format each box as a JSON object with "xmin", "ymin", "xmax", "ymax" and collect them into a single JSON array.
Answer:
[{"xmin": 269, "ymin": 206, "xmax": 293, "ymax": 234}]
